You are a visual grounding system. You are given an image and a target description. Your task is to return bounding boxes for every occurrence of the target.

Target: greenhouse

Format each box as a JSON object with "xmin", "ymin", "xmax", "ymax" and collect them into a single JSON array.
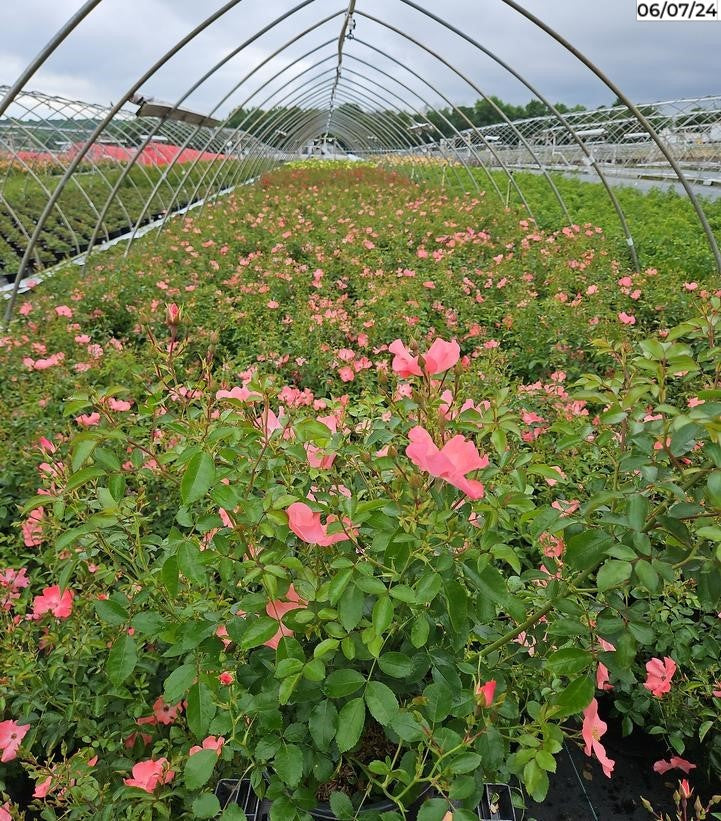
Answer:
[{"xmin": 1, "ymin": 2, "xmax": 721, "ymax": 819}]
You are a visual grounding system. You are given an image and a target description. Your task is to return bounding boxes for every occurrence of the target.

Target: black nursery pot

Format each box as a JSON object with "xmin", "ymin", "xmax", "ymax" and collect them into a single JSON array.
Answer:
[
  {"xmin": 215, "ymin": 779, "xmax": 516, "ymax": 820},
  {"xmin": 309, "ymin": 796, "xmax": 398, "ymax": 820},
  {"xmin": 214, "ymin": 778, "xmax": 428, "ymax": 819}
]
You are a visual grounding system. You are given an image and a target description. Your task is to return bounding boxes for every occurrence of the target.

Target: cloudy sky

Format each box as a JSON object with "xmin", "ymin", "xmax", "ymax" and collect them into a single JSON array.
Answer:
[{"xmin": 2, "ymin": 0, "xmax": 720, "ymax": 119}]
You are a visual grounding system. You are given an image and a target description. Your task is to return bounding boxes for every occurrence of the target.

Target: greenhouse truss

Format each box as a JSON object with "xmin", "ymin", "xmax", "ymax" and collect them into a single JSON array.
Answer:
[{"xmin": 1, "ymin": 0, "xmax": 721, "ymax": 329}]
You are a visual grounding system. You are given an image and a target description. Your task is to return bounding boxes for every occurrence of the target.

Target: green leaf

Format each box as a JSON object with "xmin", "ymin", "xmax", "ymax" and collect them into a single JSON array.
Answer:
[
  {"xmin": 365, "ymin": 681, "xmax": 399, "ymax": 725},
  {"xmin": 106, "ymin": 634, "xmax": 137, "ymax": 685},
  {"xmin": 220, "ymin": 808, "xmax": 247, "ymax": 821},
  {"xmin": 71, "ymin": 437, "xmax": 98, "ymax": 472},
  {"xmin": 596, "ymin": 560, "xmax": 633, "ymax": 591},
  {"xmin": 415, "ymin": 572, "xmax": 442, "ymax": 603},
  {"xmin": 417, "ymin": 798, "xmax": 453, "ymax": 821},
  {"xmin": 465, "ymin": 563, "xmax": 512, "ymax": 612},
  {"xmin": 378, "ymin": 652, "xmax": 413, "ymax": 678},
  {"xmin": 389, "ymin": 585, "xmax": 417, "ymax": 603},
  {"xmin": 448, "ymin": 752, "xmax": 482, "ymax": 774},
  {"xmin": 240, "ymin": 616, "xmax": 280, "ymax": 650},
  {"xmin": 329, "ymin": 791, "xmax": 355, "ymax": 820},
  {"xmin": 411, "ymin": 616, "xmax": 430, "ymax": 648},
  {"xmin": 278, "ymin": 673, "xmax": 301, "ymax": 705},
  {"xmin": 184, "ymin": 749, "xmax": 218, "ymax": 790},
  {"xmin": 94, "ymin": 599, "xmax": 128, "ymax": 626},
  {"xmin": 565, "ymin": 531, "xmax": 613, "ymax": 571},
  {"xmin": 178, "ymin": 541, "xmax": 206, "ymax": 583},
  {"xmin": 669, "ymin": 423, "xmax": 700, "ymax": 457},
  {"xmin": 372, "ymin": 595, "xmax": 394, "ymax": 634},
  {"xmin": 66, "ymin": 466, "xmax": 105, "ymax": 492},
  {"xmin": 546, "ymin": 649, "xmax": 593, "ymax": 677},
  {"xmin": 192, "ymin": 794, "xmax": 222, "ymax": 819},
  {"xmin": 187, "ymin": 682, "xmax": 216, "ymax": 739},
  {"xmin": 276, "ymin": 658, "xmax": 304, "ymax": 679},
  {"xmin": 444, "ymin": 580, "xmax": 467, "ymax": 633},
  {"xmin": 338, "ymin": 584, "xmax": 364, "ymax": 632},
  {"xmin": 131, "ymin": 611, "xmax": 167, "ymax": 636},
  {"xmin": 295, "ymin": 418, "xmax": 333, "ymax": 444},
  {"xmin": 328, "ymin": 568, "xmax": 354, "ymax": 605},
  {"xmin": 523, "ymin": 759, "xmax": 549, "ymax": 802},
  {"xmin": 390, "ymin": 711, "xmax": 425, "ymax": 743},
  {"xmin": 164, "ymin": 664, "xmax": 197, "ymax": 703},
  {"xmin": 423, "ymin": 682, "xmax": 452, "ymax": 723},
  {"xmin": 553, "ymin": 677, "xmax": 594, "ymax": 718},
  {"xmin": 627, "ymin": 495, "xmax": 648, "ymax": 532},
  {"xmin": 181, "ymin": 452, "xmax": 215, "ymax": 505},
  {"xmin": 162, "ymin": 555, "xmax": 179, "ymax": 596},
  {"xmin": 491, "ymin": 428, "xmax": 507, "ymax": 456},
  {"xmin": 634, "ymin": 559, "xmax": 660, "ymax": 592},
  {"xmin": 275, "ymin": 744, "xmax": 303, "ymax": 787},
  {"xmin": 535, "ymin": 751, "xmax": 557, "ymax": 773},
  {"xmin": 336, "ymin": 698, "xmax": 365, "ymax": 753},
  {"xmin": 325, "ymin": 669, "xmax": 365, "ymax": 698},
  {"xmin": 309, "ymin": 701, "xmax": 338, "ymax": 751},
  {"xmin": 706, "ymin": 471, "xmax": 721, "ymax": 508},
  {"xmin": 313, "ymin": 639, "xmax": 339, "ymax": 659}
]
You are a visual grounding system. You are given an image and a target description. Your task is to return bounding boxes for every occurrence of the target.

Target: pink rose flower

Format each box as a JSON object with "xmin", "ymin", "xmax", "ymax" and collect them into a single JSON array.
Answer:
[
  {"xmin": 286, "ymin": 502, "xmax": 351, "ymax": 546},
  {"xmin": 123, "ymin": 758, "xmax": 174, "ymax": 793},
  {"xmin": 406, "ymin": 426, "xmax": 487, "ymax": 499},
  {"xmin": 644, "ymin": 657, "xmax": 676, "ymax": 697},
  {"xmin": 582, "ymin": 699, "xmax": 614, "ymax": 778},
  {"xmin": 0, "ymin": 720, "xmax": 30, "ymax": 763},
  {"xmin": 32, "ymin": 586, "xmax": 74, "ymax": 619}
]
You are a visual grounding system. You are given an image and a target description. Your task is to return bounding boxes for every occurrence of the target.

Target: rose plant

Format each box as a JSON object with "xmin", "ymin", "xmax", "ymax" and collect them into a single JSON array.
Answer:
[
  {"xmin": 2, "ymin": 164, "xmax": 721, "ymax": 819},
  {"xmin": 2, "ymin": 290, "xmax": 721, "ymax": 819}
]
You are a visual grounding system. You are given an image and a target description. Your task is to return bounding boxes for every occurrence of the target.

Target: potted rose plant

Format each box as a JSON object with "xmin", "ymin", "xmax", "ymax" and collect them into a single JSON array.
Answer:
[{"xmin": 3, "ymin": 312, "xmax": 721, "ymax": 820}]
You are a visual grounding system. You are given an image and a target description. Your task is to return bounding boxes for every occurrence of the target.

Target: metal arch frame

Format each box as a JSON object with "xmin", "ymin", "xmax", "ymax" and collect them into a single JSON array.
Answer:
[
  {"xmin": 355, "ymin": 10, "xmax": 640, "ymax": 266},
  {"xmin": 180, "ymin": 51, "xmax": 437, "ymax": 211},
  {"xmin": 215, "ymin": 84, "xmax": 433, "ymax": 190},
  {"xmin": 130, "ymin": 15, "xmax": 489, "ymax": 250},
  {"xmin": 1, "ymin": 91, "xmax": 141, "ymax": 248},
  {"xmin": 204, "ymin": 71, "xmax": 466, "ymax": 200},
  {"xmin": 325, "ymin": 77, "xmax": 480, "ymax": 192},
  {"xmin": 6, "ymin": 0, "xmax": 627, "ymax": 294},
  {"xmin": 77, "ymin": 0, "xmax": 328, "ymax": 279},
  {"xmin": 346, "ymin": 41, "xmax": 571, "ymax": 223},
  {"xmin": 289, "ymin": 84, "xmax": 434, "ymax": 154},
  {"xmin": 212, "ymin": 64, "xmax": 469, "ymax": 192},
  {"xmin": 323, "ymin": 0, "xmax": 357, "ymax": 141},
  {"xmin": 3, "ymin": 0, "xmax": 721, "ymax": 326},
  {"xmin": 286, "ymin": 103, "xmax": 394, "ymax": 155},
  {"xmin": 0, "ymin": 0, "xmax": 103, "ymax": 120},
  {"xmin": 2, "ymin": 0, "xmax": 296, "ymax": 326},
  {"xmin": 167, "ymin": 54, "xmax": 346, "ymax": 227},
  {"xmin": 154, "ymin": 36, "xmax": 440, "ymax": 230},
  {"xmin": 336, "ymin": 67, "xmax": 503, "ymax": 203},
  {"xmin": 171, "ymin": 55, "xmax": 438, "ymax": 223},
  {"xmin": 116, "ymin": 20, "xmax": 348, "ymax": 256},
  {"xmin": 157, "ymin": 35, "xmax": 529, "ymax": 229},
  {"xmin": 496, "ymin": 0, "xmax": 721, "ymax": 273},
  {"xmin": 0, "ymin": 142, "xmax": 77, "ymax": 266},
  {"xmin": 342, "ymin": 54, "xmax": 523, "ymax": 210},
  {"xmin": 1, "ymin": 93, "xmax": 117, "ymax": 248},
  {"xmin": 206, "ymin": 29, "xmax": 535, "ymax": 214},
  {"xmin": 0, "ymin": 89, "xmax": 203, "ymax": 234},
  {"xmin": 234, "ymin": 78, "xmax": 418, "ymax": 159},
  {"xmin": 16, "ymin": 87, "xmax": 197, "ymax": 219}
]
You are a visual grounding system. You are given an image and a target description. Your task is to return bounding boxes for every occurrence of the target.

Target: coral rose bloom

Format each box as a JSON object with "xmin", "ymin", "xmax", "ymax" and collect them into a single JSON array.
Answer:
[{"xmin": 123, "ymin": 758, "xmax": 174, "ymax": 793}]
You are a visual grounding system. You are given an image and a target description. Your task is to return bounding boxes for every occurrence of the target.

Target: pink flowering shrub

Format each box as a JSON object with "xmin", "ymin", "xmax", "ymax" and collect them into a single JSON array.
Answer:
[{"xmin": 1, "ymin": 166, "xmax": 721, "ymax": 816}]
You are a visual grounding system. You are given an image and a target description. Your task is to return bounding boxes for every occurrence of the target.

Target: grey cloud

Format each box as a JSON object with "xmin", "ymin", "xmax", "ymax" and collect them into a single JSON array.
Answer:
[{"xmin": 2, "ymin": 0, "xmax": 719, "ymax": 117}]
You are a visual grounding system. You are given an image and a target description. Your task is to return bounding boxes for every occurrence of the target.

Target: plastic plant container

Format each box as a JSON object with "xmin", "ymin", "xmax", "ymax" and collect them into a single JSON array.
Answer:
[{"xmin": 215, "ymin": 780, "xmax": 516, "ymax": 820}]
